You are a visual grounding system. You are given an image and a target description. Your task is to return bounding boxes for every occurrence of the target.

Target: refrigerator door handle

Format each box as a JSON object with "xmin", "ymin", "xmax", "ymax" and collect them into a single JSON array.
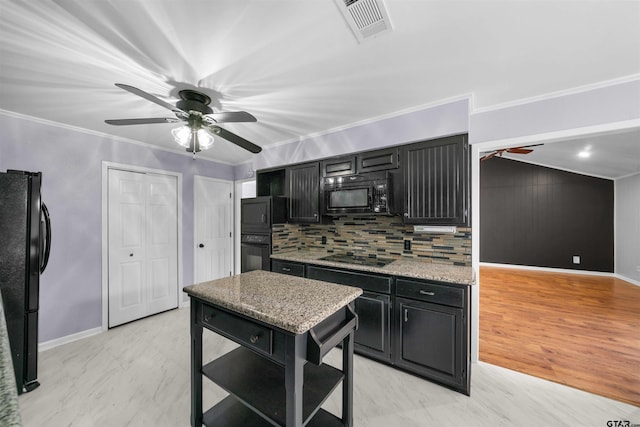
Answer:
[{"xmin": 40, "ymin": 202, "xmax": 51, "ymax": 273}]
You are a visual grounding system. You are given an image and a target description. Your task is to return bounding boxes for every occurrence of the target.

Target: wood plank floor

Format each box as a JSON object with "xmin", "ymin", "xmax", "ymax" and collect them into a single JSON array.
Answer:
[{"xmin": 479, "ymin": 266, "xmax": 640, "ymax": 406}]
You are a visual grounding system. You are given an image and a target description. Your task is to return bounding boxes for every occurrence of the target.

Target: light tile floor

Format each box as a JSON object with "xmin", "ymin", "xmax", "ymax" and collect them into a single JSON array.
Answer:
[{"xmin": 18, "ymin": 307, "xmax": 640, "ymax": 426}]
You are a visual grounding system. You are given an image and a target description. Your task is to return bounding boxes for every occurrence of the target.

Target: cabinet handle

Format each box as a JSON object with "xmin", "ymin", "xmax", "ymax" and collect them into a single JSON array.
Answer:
[
  {"xmin": 419, "ymin": 290, "xmax": 436, "ymax": 296},
  {"xmin": 282, "ymin": 267, "xmax": 291, "ymax": 272},
  {"xmin": 404, "ymin": 308, "xmax": 408, "ymax": 322},
  {"xmin": 250, "ymin": 334, "xmax": 259, "ymax": 344},
  {"xmin": 261, "ymin": 214, "xmax": 266, "ymax": 223}
]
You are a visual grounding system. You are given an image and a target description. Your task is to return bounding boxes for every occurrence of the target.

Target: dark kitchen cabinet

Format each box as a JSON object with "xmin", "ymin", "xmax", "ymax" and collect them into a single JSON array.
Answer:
[
  {"xmin": 353, "ymin": 292, "xmax": 391, "ymax": 362},
  {"xmin": 287, "ymin": 162, "xmax": 320, "ymax": 223},
  {"xmin": 275, "ymin": 259, "xmax": 471, "ymax": 394},
  {"xmin": 399, "ymin": 134, "xmax": 469, "ymax": 226},
  {"xmin": 395, "ymin": 277, "xmax": 470, "ymax": 395},
  {"xmin": 271, "ymin": 259, "xmax": 305, "ymax": 277},
  {"xmin": 240, "ymin": 196, "xmax": 287, "ymax": 234},
  {"xmin": 321, "ymin": 156, "xmax": 357, "ymax": 177},
  {"xmin": 256, "ymin": 168, "xmax": 286, "ymax": 197},
  {"xmin": 357, "ymin": 147, "xmax": 399, "ymax": 173},
  {"xmin": 320, "ymin": 148, "xmax": 399, "ymax": 177},
  {"xmin": 306, "ymin": 265, "xmax": 392, "ymax": 363}
]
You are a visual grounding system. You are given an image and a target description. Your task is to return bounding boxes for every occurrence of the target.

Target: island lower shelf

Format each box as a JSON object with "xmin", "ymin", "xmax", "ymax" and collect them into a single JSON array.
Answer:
[
  {"xmin": 203, "ymin": 397, "xmax": 344, "ymax": 427},
  {"xmin": 202, "ymin": 347, "xmax": 344, "ymax": 427}
]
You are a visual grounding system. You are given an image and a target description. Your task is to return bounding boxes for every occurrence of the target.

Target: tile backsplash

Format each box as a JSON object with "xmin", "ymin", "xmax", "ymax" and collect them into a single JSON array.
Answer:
[{"xmin": 272, "ymin": 215, "xmax": 471, "ymax": 266}]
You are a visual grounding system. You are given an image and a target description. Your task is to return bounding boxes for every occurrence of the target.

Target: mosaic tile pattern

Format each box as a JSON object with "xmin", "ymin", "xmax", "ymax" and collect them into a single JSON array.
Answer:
[{"xmin": 272, "ymin": 215, "xmax": 472, "ymax": 267}]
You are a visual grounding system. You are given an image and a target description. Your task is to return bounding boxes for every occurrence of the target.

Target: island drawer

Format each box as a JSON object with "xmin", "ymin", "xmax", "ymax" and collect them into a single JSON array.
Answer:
[
  {"xmin": 271, "ymin": 259, "xmax": 305, "ymax": 277},
  {"xmin": 307, "ymin": 265, "xmax": 392, "ymax": 294},
  {"xmin": 201, "ymin": 306, "xmax": 274, "ymax": 355},
  {"xmin": 396, "ymin": 278, "xmax": 464, "ymax": 308}
]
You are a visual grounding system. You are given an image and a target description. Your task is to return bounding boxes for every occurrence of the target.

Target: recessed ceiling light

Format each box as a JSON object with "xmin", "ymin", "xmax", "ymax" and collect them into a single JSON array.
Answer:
[{"xmin": 578, "ymin": 151, "xmax": 591, "ymax": 158}]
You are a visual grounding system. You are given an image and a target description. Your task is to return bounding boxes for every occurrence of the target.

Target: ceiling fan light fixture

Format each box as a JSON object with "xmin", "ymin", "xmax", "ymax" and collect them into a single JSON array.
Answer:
[
  {"xmin": 171, "ymin": 125, "xmax": 191, "ymax": 148},
  {"xmin": 172, "ymin": 125, "xmax": 214, "ymax": 152},
  {"xmin": 197, "ymin": 129, "xmax": 214, "ymax": 150}
]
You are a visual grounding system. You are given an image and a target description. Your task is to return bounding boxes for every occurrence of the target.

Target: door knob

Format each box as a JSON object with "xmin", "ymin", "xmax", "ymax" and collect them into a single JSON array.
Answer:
[
  {"xmin": 129, "ymin": 253, "xmax": 133, "ymax": 257},
  {"xmin": 198, "ymin": 243, "xmax": 205, "ymax": 248}
]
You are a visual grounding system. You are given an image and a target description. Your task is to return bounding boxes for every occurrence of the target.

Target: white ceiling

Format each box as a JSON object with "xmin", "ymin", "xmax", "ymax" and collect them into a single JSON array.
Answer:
[
  {"xmin": 1, "ymin": 0, "xmax": 639, "ymax": 170},
  {"xmin": 498, "ymin": 127, "xmax": 640, "ymax": 179}
]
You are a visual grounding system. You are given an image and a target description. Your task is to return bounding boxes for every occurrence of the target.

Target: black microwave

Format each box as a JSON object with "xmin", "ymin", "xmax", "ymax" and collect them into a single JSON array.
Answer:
[{"xmin": 322, "ymin": 171, "xmax": 393, "ymax": 215}]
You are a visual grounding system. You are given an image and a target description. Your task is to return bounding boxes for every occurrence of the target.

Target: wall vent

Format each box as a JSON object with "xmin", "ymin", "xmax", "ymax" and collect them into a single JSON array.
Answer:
[{"xmin": 336, "ymin": 0, "xmax": 393, "ymax": 43}]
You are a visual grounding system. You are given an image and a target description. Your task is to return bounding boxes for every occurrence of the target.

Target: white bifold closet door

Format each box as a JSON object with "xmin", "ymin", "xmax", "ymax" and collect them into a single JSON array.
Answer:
[{"xmin": 108, "ymin": 169, "xmax": 178, "ymax": 327}]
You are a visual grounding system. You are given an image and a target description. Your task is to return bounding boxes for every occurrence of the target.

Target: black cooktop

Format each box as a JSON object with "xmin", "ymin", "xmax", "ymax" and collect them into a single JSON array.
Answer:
[{"xmin": 320, "ymin": 253, "xmax": 395, "ymax": 267}]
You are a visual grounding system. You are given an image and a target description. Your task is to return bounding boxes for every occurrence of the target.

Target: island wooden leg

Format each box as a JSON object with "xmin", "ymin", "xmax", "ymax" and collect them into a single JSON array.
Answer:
[
  {"xmin": 191, "ymin": 302, "xmax": 203, "ymax": 427},
  {"xmin": 285, "ymin": 333, "xmax": 305, "ymax": 426},
  {"xmin": 342, "ymin": 330, "xmax": 354, "ymax": 427}
]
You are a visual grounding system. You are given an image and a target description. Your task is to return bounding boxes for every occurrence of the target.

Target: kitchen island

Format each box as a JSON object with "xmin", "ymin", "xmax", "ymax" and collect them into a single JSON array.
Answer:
[{"xmin": 183, "ymin": 270, "xmax": 362, "ymax": 427}]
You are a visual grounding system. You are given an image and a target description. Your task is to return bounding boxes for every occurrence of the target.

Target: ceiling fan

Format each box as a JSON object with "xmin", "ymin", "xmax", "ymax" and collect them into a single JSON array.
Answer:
[
  {"xmin": 480, "ymin": 144, "xmax": 542, "ymax": 161},
  {"xmin": 105, "ymin": 83, "xmax": 261, "ymax": 156}
]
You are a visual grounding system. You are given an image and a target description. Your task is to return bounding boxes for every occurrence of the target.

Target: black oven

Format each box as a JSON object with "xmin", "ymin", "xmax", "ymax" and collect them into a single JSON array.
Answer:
[
  {"xmin": 322, "ymin": 171, "xmax": 393, "ymax": 215},
  {"xmin": 240, "ymin": 234, "xmax": 271, "ymax": 273}
]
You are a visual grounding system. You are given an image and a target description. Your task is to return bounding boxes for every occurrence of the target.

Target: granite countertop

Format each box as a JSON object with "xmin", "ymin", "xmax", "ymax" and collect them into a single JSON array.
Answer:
[
  {"xmin": 183, "ymin": 270, "xmax": 362, "ymax": 334},
  {"xmin": 271, "ymin": 250, "xmax": 476, "ymax": 285}
]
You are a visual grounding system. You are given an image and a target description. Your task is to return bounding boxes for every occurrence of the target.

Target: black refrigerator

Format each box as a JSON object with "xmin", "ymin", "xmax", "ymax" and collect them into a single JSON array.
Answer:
[{"xmin": 0, "ymin": 170, "xmax": 51, "ymax": 394}]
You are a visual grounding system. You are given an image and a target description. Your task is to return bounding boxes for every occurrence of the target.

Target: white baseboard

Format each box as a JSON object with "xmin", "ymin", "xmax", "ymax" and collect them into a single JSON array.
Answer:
[
  {"xmin": 615, "ymin": 274, "xmax": 640, "ymax": 287},
  {"xmin": 479, "ymin": 262, "xmax": 615, "ymax": 277},
  {"xmin": 38, "ymin": 326, "xmax": 102, "ymax": 352},
  {"xmin": 480, "ymin": 262, "xmax": 640, "ymax": 287}
]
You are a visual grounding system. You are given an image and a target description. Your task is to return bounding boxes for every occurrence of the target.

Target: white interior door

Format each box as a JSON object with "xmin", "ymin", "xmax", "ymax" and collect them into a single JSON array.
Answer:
[
  {"xmin": 145, "ymin": 174, "xmax": 179, "ymax": 315},
  {"xmin": 194, "ymin": 177, "xmax": 233, "ymax": 284},
  {"xmin": 108, "ymin": 169, "xmax": 178, "ymax": 327}
]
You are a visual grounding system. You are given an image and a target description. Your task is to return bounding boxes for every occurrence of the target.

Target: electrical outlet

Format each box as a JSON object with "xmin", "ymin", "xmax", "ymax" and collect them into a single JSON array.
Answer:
[
  {"xmin": 404, "ymin": 240, "xmax": 411, "ymax": 251},
  {"xmin": 572, "ymin": 255, "xmax": 580, "ymax": 264}
]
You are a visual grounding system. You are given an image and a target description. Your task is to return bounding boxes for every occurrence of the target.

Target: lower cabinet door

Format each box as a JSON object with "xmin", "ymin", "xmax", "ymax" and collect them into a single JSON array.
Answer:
[
  {"xmin": 353, "ymin": 292, "xmax": 391, "ymax": 362},
  {"xmin": 395, "ymin": 297, "xmax": 468, "ymax": 394}
]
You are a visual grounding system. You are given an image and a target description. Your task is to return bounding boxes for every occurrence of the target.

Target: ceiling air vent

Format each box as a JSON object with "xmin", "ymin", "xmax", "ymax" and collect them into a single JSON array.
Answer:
[{"xmin": 336, "ymin": 0, "xmax": 393, "ymax": 43}]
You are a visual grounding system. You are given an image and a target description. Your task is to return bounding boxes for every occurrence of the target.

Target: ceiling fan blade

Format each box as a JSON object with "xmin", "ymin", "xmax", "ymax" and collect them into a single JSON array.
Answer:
[
  {"xmin": 114, "ymin": 83, "xmax": 180, "ymax": 112},
  {"xmin": 480, "ymin": 152, "xmax": 497, "ymax": 161},
  {"xmin": 205, "ymin": 111, "xmax": 257, "ymax": 123},
  {"xmin": 105, "ymin": 118, "xmax": 180, "ymax": 126},
  {"xmin": 206, "ymin": 125, "xmax": 262, "ymax": 153},
  {"xmin": 507, "ymin": 147, "xmax": 534, "ymax": 154}
]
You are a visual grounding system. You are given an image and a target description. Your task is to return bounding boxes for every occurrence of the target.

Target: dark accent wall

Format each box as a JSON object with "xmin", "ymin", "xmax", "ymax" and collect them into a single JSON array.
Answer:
[{"xmin": 480, "ymin": 158, "xmax": 614, "ymax": 272}]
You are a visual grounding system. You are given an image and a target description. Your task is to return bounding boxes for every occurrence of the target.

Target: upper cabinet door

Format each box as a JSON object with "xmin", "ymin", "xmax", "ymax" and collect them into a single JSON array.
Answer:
[
  {"xmin": 400, "ymin": 134, "xmax": 469, "ymax": 226},
  {"xmin": 321, "ymin": 156, "xmax": 357, "ymax": 177},
  {"xmin": 357, "ymin": 147, "xmax": 399, "ymax": 173},
  {"xmin": 287, "ymin": 162, "xmax": 320, "ymax": 223}
]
